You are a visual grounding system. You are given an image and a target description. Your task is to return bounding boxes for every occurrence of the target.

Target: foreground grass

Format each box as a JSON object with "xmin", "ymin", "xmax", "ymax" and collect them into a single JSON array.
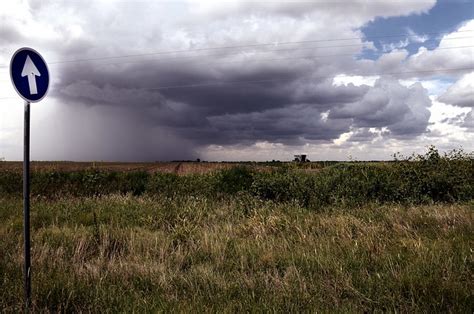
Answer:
[{"xmin": 1, "ymin": 195, "xmax": 472, "ymax": 312}]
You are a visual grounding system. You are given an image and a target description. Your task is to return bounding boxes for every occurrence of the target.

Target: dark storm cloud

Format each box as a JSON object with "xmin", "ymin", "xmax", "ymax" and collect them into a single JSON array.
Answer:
[
  {"xmin": 53, "ymin": 55, "xmax": 377, "ymax": 147},
  {"xmin": 206, "ymin": 104, "xmax": 352, "ymax": 145},
  {"xmin": 291, "ymin": 79, "xmax": 370, "ymax": 107},
  {"xmin": 55, "ymin": 56, "xmax": 309, "ymax": 113},
  {"xmin": 52, "ymin": 49, "xmax": 434, "ymax": 148}
]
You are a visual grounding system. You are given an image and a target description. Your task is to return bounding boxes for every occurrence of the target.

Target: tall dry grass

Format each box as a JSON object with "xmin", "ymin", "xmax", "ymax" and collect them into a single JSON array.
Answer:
[{"xmin": 1, "ymin": 195, "xmax": 472, "ymax": 312}]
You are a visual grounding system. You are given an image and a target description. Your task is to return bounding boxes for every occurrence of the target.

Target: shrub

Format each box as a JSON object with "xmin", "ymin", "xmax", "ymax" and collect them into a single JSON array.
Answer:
[{"xmin": 212, "ymin": 166, "xmax": 255, "ymax": 194}]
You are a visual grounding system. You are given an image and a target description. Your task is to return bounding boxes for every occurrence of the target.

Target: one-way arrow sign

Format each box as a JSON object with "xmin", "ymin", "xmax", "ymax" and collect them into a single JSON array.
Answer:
[
  {"xmin": 10, "ymin": 47, "xmax": 49, "ymax": 102},
  {"xmin": 21, "ymin": 55, "xmax": 41, "ymax": 95}
]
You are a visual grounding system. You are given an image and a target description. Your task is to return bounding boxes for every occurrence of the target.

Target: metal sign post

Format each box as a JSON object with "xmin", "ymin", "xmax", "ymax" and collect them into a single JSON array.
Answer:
[
  {"xmin": 10, "ymin": 47, "xmax": 49, "ymax": 311},
  {"xmin": 23, "ymin": 100, "xmax": 31, "ymax": 309}
]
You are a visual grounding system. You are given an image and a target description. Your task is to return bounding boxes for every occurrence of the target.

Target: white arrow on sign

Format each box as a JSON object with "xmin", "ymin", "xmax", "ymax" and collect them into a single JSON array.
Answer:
[{"xmin": 21, "ymin": 55, "xmax": 41, "ymax": 95}]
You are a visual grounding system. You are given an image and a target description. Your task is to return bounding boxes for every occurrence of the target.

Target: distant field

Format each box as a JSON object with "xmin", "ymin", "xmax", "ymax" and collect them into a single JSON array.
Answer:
[
  {"xmin": 0, "ymin": 161, "xmax": 236, "ymax": 174},
  {"xmin": 0, "ymin": 148, "xmax": 473, "ymax": 312}
]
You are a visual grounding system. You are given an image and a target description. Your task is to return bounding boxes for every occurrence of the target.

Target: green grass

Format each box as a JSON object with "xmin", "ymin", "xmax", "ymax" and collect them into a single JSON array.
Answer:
[{"xmin": 1, "ymin": 195, "xmax": 472, "ymax": 312}]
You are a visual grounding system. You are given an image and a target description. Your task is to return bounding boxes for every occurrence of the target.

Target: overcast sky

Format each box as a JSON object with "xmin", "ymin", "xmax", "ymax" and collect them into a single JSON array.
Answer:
[{"xmin": 0, "ymin": 0, "xmax": 473, "ymax": 161}]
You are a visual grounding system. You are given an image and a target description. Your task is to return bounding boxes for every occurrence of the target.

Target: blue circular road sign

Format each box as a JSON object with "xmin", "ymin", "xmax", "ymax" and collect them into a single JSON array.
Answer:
[{"xmin": 10, "ymin": 47, "xmax": 49, "ymax": 103}]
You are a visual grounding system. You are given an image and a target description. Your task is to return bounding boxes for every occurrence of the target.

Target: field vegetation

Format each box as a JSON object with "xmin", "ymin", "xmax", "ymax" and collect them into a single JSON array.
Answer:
[{"xmin": 0, "ymin": 147, "xmax": 473, "ymax": 312}]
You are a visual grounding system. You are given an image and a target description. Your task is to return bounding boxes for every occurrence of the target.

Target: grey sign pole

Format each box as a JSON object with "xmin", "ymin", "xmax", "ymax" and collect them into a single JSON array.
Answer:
[
  {"xmin": 23, "ymin": 100, "xmax": 31, "ymax": 311},
  {"xmin": 10, "ymin": 48, "xmax": 49, "ymax": 311}
]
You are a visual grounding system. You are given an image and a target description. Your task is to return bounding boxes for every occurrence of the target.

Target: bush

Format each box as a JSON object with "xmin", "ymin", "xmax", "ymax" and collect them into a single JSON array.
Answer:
[
  {"xmin": 0, "ymin": 171, "xmax": 22, "ymax": 195},
  {"xmin": 212, "ymin": 166, "xmax": 255, "ymax": 194},
  {"xmin": 250, "ymin": 147, "xmax": 473, "ymax": 206}
]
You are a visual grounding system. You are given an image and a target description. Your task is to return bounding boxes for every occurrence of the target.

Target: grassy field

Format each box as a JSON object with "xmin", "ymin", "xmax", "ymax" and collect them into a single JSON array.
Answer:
[
  {"xmin": 1, "ymin": 196, "xmax": 472, "ymax": 312},
  {"xmin": 0, "ymin": 148, "xmax": 473, "ymax": 312}
]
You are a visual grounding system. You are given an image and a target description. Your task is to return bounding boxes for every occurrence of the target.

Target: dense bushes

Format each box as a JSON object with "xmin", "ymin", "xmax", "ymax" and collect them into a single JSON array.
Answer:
[
  {"xmin": 251, "ymin": 148, "xmax": 473, "ymax": 206},
  {"xmin": 0, "ymin": 148, "xmax": 472, "ymax": 206},
  {"xmin": 0, "ymin": 171, "xmax": 150, "ymax": 197}
]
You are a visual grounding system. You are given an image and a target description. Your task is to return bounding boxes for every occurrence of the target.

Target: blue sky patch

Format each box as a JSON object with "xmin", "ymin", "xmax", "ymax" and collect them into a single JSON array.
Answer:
[{"xmin": 360, "ymin": 0, "xmax": 473, "ymax": 59}]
